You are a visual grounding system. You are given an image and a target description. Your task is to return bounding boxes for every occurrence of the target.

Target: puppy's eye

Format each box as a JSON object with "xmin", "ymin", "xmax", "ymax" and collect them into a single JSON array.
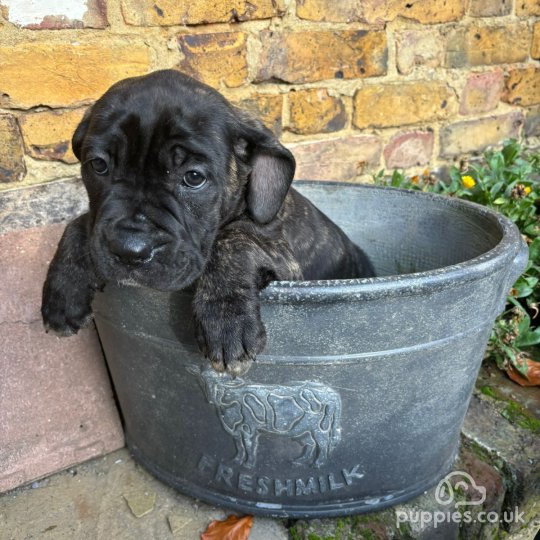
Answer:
[
  {"xmin": 183, "ymin": 170, "xmax": 207, "ymax": 189},
  {"xmin": 90, "ymin": 158, "xmax": 109, "ymax": 175}
]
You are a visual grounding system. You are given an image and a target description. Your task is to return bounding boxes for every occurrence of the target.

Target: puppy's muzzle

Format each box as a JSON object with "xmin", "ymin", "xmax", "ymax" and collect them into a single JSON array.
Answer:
[{"xmin": 107, "ymin": 223, "xmax": 156, "ymax": 265}]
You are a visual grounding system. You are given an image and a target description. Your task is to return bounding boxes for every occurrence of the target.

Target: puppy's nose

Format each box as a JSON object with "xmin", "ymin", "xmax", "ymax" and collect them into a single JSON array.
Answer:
[{"xmin": 108, "ymin": 233, "xmax": 154, "ymax": 264}]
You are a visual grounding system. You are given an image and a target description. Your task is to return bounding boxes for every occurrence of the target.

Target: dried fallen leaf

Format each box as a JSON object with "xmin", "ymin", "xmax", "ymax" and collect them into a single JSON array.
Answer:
[
  {"xmin": 507, "ymin": 359, "xmax": 540, "ymax": 387},
  {"xmin": 201, "ymin": 515, "xmax": 253, "ymax": 540}
]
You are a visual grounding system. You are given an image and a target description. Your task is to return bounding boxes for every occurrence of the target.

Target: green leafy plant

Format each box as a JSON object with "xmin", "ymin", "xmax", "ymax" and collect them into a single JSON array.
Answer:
[{"xmin": 374, "ymin": 140, "xmax": 540, "ymax": 383}]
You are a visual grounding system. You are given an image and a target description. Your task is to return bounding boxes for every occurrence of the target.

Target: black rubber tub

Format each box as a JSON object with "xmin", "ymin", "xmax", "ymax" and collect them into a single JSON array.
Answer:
[{"xmin": 93, "ymin": 182, "xmax": 528, "ymax": 518}]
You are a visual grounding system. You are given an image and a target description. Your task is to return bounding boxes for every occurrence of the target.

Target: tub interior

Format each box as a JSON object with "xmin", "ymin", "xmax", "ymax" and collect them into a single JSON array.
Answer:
[{"xmin": 295, "ymin": 182, "xmax": 504, "ymax": 277}]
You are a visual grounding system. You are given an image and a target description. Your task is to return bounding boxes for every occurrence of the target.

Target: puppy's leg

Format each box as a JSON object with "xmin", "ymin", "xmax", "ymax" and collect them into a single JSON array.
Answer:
[
  {"xmin": 193, "ymin": 226, "xmax": 302, "ymax": 376},
  {"xmin": 42, "ymin": 214, "xmax": 102, "ymax": 336}
]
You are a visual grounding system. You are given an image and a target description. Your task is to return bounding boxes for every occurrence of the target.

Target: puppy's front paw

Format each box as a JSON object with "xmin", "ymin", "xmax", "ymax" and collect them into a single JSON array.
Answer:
[
  {"xmin": 41, "ymin": 279, "xmax": 94, "ymax": 337},
  {"xmin": 194, "ymin": 298, "xmax": 266, "ymax": 376}
]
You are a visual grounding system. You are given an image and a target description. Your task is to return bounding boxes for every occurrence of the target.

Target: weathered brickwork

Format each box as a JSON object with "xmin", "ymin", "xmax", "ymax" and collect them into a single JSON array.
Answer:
[
  {"xmin": 504, "ymin": 67, "xmax": 540, "ymax": 107},
  {"xmin": 516, "ymin": 0, "xmax": 540, "ymax": 16},
  {"xmin": 0, "ymin": 0, "xmax": 107, "ymax": 29},
  {"xmin": 395, "ymin": 29, "xmax": 444, "ymax": 75},
  {"xmin": 296, "ymin": 0, "xmax": 466, "ymax": 25},
  {"xmin": 0, "ymin": 0, "xmax": 538, "ymax": 187},
  {"xmin": 256, "ymin": 30, "xmax": 388, "ymax": 84},
  {"xmin": 0, "ymin": 115, "xmax": 26, "ymax": 183},
  {"xmin": 177, "ymin": 32, "xmax": 248, "ymax": 88},
  {"xmin": 533, "ymin": 22, "xmax": 540, "ymax": 59},
  {"xmin": 445, "ymin": 24, "xmax": 529, "ymax": 68},
  {"xmin": 468, "ymin": 0, "xmax": 511, "ymax": 17},
  {"xmin": 440, "ymin": 112, "xmax": 523, "ymax": 157},
  {"xmin": 460, "ymin": 71, "xmax": 504, "ymax": 115},
  {"xmin": 19, "ymin": 109, "xmax": 86, "ymax": 164},
  {"xmin": 121, "ymin": 0, "xmax": 283, "ymax": 26},
  {"xmin": 524, "ymin": 106, "xmax": 540, "ymax": 137},
  {"xmin": 233, "ymin": 94, "xmax": 284, "ymax": 135},
  {"xmin": 288, "ymin": 89, "xmax": 347, "ymax": 134},
  {"xmin": 288, "ymin": 136, "xmax": 382, "ymax": 180},
  {"xmin": 353, "ymin": 82, "xmax": 456, "ymax": 129},
  {"xmin": 370, "ymin": 0, "xmax": 467, "ymax": 25},
  {"xmin": 383, "ymin": 131, "xmax": 434, "ymax": 169},
  {"xmin": 0, "ymin": 40, "xmax": 151, "ymax": 108}
]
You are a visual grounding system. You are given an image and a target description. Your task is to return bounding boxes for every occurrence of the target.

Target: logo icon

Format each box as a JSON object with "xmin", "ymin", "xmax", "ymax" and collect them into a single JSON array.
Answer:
[{"xmin": 435, "ymin": 471, "xmax": 487, "ymax": 507}]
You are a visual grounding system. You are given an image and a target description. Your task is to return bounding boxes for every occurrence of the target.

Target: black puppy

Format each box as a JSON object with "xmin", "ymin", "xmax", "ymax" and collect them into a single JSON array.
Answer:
[{"xmin": 42, "ymin": 70, "xmax": 374, "ymax": 375}]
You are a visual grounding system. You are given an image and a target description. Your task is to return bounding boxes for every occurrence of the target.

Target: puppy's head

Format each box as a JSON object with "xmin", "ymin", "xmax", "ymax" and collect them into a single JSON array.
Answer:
[{"xmin": 73, "ymin": 70, "xmax": 295, "ymax": 291}]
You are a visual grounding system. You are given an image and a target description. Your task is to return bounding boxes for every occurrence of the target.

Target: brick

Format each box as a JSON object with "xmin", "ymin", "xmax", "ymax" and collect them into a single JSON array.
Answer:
[
  {"xmin": 121, "ymin": 0, "xmax": 283, "ymax": 26},
  {"xmin": 0, "ymin": 41, "xmax": 150, "ymax": 108},
  {"xmin": 455, "ymin": 449, "xmax": 506, "ymax": 539},
  {"xmin": 468, "ymin": 0, "xmax": 511, "ymax": 16},
  {"xmin": 440, "ymin": 112, "xmax": 523, "ymax": 157},
  {"xmin": 0, "ymin": 115, "xmax": 26, "ymax": 183},
  {"xmin": 287, "ymin": 135, "xmax": 382, "ymax": 181},
  {"xmin": 460, "ymin": 70, "xmax": 504, "ymax": 115},
  {"xmin": 384, "ymin": 131, "xmax": 434, "ymax": 169},
  {"xmin": 0, "ymin": 0, "xmax": 107, "ymax": 29},
  {"xmin": 445, "ymin": 24, "xmax": 529, "ymax": 68},
  {"xmin": 288, "ymin": 89, "xmax": 347, "ymax": 135},
  {"xmin": 524, "ymin": 106, "xmax": 540, "ymax": 137},
  {"xmin": 365, "ymin": 0, "xmax": 466, "ymax": 24},
  {"xmin": 0, "ymin": 224, "xmax": 124, "ymax": 493},
  {"xmin": 504, "ymin": 68, "xmax": 540, "ymax": 107},
  {"xmin": 19, "ymin": 109, "xmax": 85, "ymax": 164},
  {"xmin": 234, "ymin": 94, "xmax": 283, "ymax": 135},
  {"xmin": 257, "ymin": 30, "xmax": 387, "ymax": 84},
  {"xmin": 532, "ymin": 22, "xmax": 540, "ymax": 59},
  {"xmin": 395, "ymin": 30, "xmax": 444, "ymax": 75},
  {"xmin": 295, "ymin": 0, "xmax": 362, "ymax": 22},
  {"xmin": 177, "ymin": 32, "xmax": 247, "ymax": 88},
  {"xmin": 353, "ymin": 82, "xmax": 455, "ymax": 129},
  {"xmin": 515, "ymin": 0, "xmax": 540, "ymax": 16},
  {"xmin": 462, "ymin": 394, "xmax": 540, "ymax": 531},
  {"xmin": 296, "ymin": 0, "xmax": 466, "ymax": 24}
]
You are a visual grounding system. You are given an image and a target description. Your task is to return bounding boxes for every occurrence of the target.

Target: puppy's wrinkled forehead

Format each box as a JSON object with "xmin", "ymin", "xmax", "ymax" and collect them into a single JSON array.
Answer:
[{"xmin": 82, "ymin": 72, "xmax": 233, "ymax": 168}]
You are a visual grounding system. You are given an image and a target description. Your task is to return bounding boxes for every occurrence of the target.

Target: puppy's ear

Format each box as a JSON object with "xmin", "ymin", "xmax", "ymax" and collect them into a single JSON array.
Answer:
[
  {"xmin": 235, "ymin": 111, "xmax": 295, "ymax": 224},
  {"xmin": 72, "ymin": 107, "xmax": 93, "ymax": 162}
]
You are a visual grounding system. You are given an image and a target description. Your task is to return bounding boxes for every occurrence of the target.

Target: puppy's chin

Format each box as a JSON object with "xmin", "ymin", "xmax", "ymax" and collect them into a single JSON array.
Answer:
[
  {"xmin": 134, "ymin": 267, "xmax": 203, "ymax": 292},
  {"xmin": 117, "ymin": 271, "xmax": 200, "ymax": 292},
  {"xmin": 94, "ymin": 253, "xmax": 205, "ymax": 292}
]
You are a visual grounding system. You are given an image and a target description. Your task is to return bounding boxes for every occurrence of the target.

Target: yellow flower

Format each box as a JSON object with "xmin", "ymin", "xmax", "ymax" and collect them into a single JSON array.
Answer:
[
  {"xmin": 524, "ymin": 186, "xmax": 532, "ymax": 195},
  {"xmin": 462, "ymin": 175, "xmax": 476, "ymax": 189}
]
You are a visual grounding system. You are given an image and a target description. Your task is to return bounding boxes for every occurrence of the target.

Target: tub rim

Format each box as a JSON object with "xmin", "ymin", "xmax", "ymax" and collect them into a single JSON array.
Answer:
[{"xmin": 261, "ymin": 181, "xmax": 527, "ymax": 303}]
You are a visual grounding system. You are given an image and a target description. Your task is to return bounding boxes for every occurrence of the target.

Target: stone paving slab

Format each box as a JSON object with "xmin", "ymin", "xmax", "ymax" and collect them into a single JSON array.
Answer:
[
  {"xmin": 0, "ymin": 449, "xmax": 289, "ymax": 540},
  {"xmin": 0, "ymin": 178, "xmax": 86, "ymax": 234},
  {"xmin": 0, "ymin": 224, "xmax": 124, "ymax": 493}
]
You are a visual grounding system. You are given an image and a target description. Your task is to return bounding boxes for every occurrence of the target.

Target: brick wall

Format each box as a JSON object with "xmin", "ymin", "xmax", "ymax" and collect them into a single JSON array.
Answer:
[{"xmin": 0, "ymin": 0, "xmax": 539, "ymax": 188}]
